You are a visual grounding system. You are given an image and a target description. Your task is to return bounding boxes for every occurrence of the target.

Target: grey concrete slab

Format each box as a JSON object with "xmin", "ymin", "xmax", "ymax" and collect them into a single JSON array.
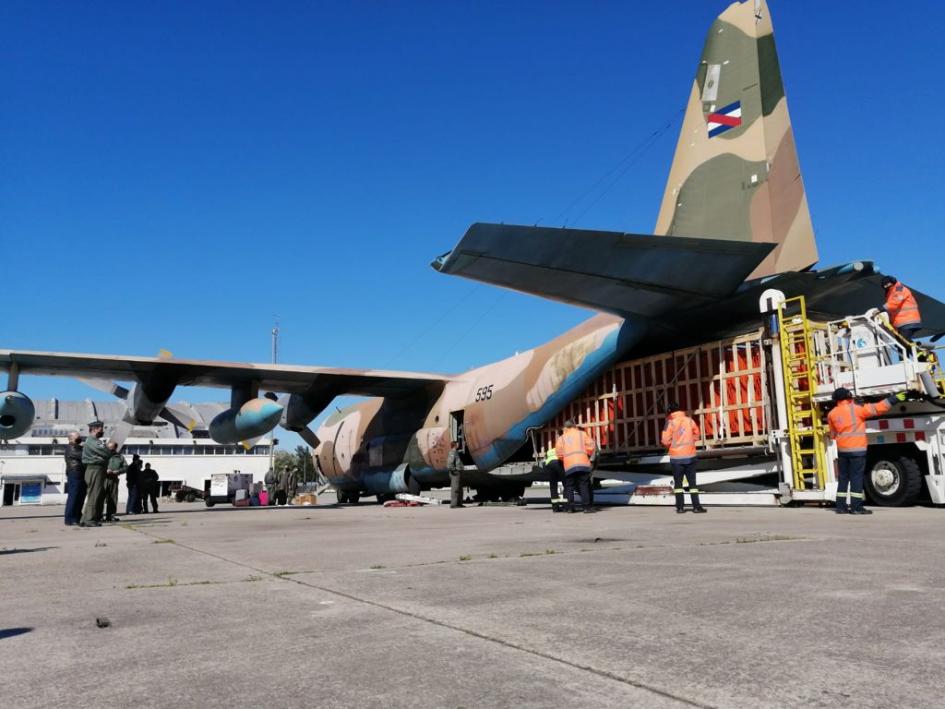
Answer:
[{"xmin": 1, "ymin": 500, "xmax": 943, "ymax": 707}]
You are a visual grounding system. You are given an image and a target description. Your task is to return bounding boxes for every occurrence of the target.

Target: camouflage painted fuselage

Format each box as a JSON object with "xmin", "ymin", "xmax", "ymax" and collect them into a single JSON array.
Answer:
[{"xmin": 315, "ymin": 314, "xmax": 643, "ymax": 493}]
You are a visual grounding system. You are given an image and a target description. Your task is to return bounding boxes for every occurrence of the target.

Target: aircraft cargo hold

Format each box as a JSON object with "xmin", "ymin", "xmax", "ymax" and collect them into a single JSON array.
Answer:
[{"xmin": 536, "ymin": 292, "xmax": 945, "ymax": 507}]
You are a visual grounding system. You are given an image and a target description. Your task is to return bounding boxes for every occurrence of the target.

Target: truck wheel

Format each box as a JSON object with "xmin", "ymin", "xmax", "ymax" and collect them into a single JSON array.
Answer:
[
  {"xmin": 185, "ymin": 492, "xmax": 196, "ymax": 503},
  {"xmin": 349, "ymin": 492, "xmax": 360, "ymax": 505},
  {"xmin": 865, "ymin": 455, "xmax": 923, "ymax": 506},
  {"xmin": 336, "ymin": 490, "xmax": 348, "ymax": 504},
  {"xmin": 205, "ymin": 499, "xmax": 216, "ymax": 508}
]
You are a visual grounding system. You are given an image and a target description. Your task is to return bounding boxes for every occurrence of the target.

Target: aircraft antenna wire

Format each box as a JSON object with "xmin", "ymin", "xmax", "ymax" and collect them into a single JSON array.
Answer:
[{"xmin": 549, "ymin": 107, "xmax": 684, "ymax": 228}]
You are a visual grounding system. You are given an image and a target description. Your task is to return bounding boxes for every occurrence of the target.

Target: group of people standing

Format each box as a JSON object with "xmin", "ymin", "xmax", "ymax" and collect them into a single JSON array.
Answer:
[
  {"xmin": 264, "ymin": 465, "xmax": 299, "ymax": 505},
  {"xmin": 63, "ymin": 420, "xmax": 160, "ymax": 527},
  {"xmin": 544, "ymin": 408, "xmax": 707, "ymax": 514}
]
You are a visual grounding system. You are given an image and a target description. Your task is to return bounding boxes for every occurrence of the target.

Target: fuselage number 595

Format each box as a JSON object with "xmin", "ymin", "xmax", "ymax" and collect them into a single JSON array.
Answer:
[{"xmin": 475, "ymin": 385, "xmax": 494, "ymax": 402}]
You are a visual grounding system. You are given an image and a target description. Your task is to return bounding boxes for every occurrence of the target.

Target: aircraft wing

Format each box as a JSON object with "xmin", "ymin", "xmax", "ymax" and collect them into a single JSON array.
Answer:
[
  {"xmin": 432, "ymin": 223, "xmax": 775, "ymax": 318},
  {"xmin": 0, "ymin": 350, "xmax": 452, "ymax": 398}
]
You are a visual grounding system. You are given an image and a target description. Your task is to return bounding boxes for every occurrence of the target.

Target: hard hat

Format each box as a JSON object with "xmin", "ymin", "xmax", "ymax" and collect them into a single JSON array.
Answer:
[
  {"xmin": 881, "ymin": 275, "xmax": 896, "ymax": 288},
  {"xmin": 832, "ymin": 388, "xmax": 853, "ymax": 403},
  {"xmin": 666, "ymin": 401, "xmax": 682, "ymax": 413},
  {"xmin": 87, "ymin": 420, "xmax": 104, "ymax": 430}
]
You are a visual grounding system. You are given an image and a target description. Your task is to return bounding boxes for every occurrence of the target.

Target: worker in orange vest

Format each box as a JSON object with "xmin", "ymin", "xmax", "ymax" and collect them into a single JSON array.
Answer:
[
  {"xmin": 661, "ymin": 403, "xmax": 706, "ymax": 514},
  {"xmin": 555, "ymin": 419, "xmax": 597, "ymax": 513},
  {"xmin": 880, "ymin": 275, "xmax": 922, "ymax": 340},
  {"xmin": 827, "ymin": 387, "xmax": 904, "ymax": 514}
]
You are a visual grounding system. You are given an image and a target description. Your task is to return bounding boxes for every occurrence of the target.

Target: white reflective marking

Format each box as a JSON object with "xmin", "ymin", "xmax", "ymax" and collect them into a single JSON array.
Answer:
[{"xmin": 702, "ymin": 64, "xmax": 721, "ymax": 102}]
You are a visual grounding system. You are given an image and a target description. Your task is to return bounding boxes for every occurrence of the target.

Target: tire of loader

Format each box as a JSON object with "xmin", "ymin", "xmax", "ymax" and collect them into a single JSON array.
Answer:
[{"xmin": 865, "ymin": 455, "xmax": 923, "ymax": 507}]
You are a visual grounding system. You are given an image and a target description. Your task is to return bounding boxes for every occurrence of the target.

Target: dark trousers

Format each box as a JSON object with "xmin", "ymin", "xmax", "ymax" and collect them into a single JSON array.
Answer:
[
  {"xmin": 275, "ymin": 490, "xmax": 287, "ymax": 506},
  {"xmin": 125, "ymin": 484, "xmax": 139, "ymax": 514},
  {"xmin": 837, "ymin": 454, "xmax": 866, "ymax": 511},
  {"xmin": 449, "ymin": 470, "xmax": 463, "ymax": 506},
  {"xmin": 65, "ymin": 472, "xmax": 86, "ymax": 525},
  {"xmin": 564, "ymin": 468, "xmax": 592, "ymax": 509},
  {"xmin": 898, "ymin": 324, "xmax": 921, "ymax": 341},
  {"xmin": 546, "ymin": 460, "xmax": 565, "ymax": 500},
  {"xmin": 142, "ymin": 485, "xmax": 159, "ymax": 513},
  {"xmin": 672, "ymin": 459, "xmax": 702, "ymax": 510}
]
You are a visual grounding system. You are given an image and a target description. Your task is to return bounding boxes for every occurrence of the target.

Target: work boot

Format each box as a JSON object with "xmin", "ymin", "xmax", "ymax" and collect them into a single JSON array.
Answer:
[
  {"xmin": 692, "ymin": 506, "xmax": 707, "ymax": 514},
  {"xmin": 850, "ymin": 508, "xmax": 873, "ymax": 515},
  {"xmin": 676, "ymin": 508, "xmax": 686, "ymax": 514}
]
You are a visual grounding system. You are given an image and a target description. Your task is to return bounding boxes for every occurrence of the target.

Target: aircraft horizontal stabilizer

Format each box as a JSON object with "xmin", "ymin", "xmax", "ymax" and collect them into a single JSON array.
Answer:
[{"xmin": 433, "ymin": 223, "xmax": 774, "ymax": 318}]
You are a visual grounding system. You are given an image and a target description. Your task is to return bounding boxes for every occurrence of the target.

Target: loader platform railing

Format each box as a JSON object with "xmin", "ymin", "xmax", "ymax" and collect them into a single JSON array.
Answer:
[{"xmin": 811, "ymin": 312, "xmax": 944, "ymax": 402}]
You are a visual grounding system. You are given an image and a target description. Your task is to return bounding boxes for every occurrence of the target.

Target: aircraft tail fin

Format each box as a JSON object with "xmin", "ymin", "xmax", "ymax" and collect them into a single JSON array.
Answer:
[
  {"xmin": 654, "ymin": 0, "xmax": 817, "ymax": 278},
  {"xmin": 433, "ymin": 223, "xmax": 773, "ymax": 318}
]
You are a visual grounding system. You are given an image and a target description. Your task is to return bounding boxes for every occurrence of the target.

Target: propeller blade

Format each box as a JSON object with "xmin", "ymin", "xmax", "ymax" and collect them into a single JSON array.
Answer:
[
  {"xmin": 240, "ymin": 436, "xmax": 263, "ymax": 451},
  {"xmin": 160, "ymin": 403, "xmax": 198, "ymax": 432},
  {"xmin": 109, "ymin": 419, "xmax": 134, "ymax": 450},
  {"xmin": 297, "ymin": 426, "xmax": 321, "ymax": 449}
]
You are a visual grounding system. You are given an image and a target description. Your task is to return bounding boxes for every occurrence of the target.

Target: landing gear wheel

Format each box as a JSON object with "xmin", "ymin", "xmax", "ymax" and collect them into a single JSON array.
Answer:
[
  {"xmin": 336, "ymin": 490, "xmax": 348, "ymax": 504},
  {"xmin": 205, "ymin": 499, "xmax": 215, "ymax": 508},
  {"xmin": 865, "ymin": 455, "xmax": 923, "ymax": 506},
  {"xmin": 348, "ymin": 491, "xmax": 360, "ymax": 505}
]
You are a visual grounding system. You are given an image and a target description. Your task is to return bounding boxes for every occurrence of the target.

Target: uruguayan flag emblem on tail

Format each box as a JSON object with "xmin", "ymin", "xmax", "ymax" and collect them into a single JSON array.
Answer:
[{"xmin": 706, "ymin": 101, "xmax": 742, "ymax": 138}]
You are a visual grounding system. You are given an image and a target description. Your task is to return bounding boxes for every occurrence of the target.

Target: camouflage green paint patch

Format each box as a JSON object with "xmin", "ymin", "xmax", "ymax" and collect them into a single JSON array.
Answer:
[
  {"xmin": 669, "ymin": 153, "xmax": 768, "ymax": 241},
  {"xmin": 757, "ymin": 34, "xmax": 785, "ymax": 116}
]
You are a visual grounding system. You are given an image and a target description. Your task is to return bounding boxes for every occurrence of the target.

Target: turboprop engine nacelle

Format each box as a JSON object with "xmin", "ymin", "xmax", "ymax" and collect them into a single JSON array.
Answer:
[
  {"xmin": 280, "ymin": 393, "xmax": 319, "ymax": 431},
  {"xmin": 127, "ymin": 382, "xmax": 172, "ymax": 424},
  {"xmin": 209, "ymin": 398, "xmax": 283, "ymax": 445},
  {"xmin": 0, "ymin": 391, "xmax": 35, "ymax": 440}
]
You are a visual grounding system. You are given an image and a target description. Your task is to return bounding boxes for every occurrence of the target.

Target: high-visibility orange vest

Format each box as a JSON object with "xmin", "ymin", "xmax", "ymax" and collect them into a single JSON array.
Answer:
[
  {"xmin": 885, "ymin": 282, "xmax": 921, "ymax": 328},
  {"xmin": 661, "ymin": 411, "xmax": 700, "ymax": 460},
  {"xmin": 555, "ymin": 427, "xmax": 596, "ymax": 472},
  {"xmin": 827, "ymin": 399, "xmax": 892, "ymax": 454}
]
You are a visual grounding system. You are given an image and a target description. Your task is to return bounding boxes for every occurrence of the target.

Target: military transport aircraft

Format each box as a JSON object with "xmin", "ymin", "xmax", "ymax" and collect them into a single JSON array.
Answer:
[{"xmin": 3, "ymin": 0, "xmax": 944, "ymax": 502}]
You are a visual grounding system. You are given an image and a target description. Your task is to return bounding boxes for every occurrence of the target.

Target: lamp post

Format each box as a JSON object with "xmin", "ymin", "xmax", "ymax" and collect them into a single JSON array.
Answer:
[{"xmin": 269, "ymin": 318, "xmax": 279, "ymax": 474}]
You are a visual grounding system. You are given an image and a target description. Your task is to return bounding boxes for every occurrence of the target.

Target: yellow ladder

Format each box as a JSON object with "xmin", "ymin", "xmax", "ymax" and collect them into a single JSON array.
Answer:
[{"xmin": 777, "ymin": 296, "xmax": 828, "ymax": 490}]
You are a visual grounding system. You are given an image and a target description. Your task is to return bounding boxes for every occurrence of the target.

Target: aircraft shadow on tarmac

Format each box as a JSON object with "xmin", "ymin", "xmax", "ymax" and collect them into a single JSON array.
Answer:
[
  {"xmin": 0, "ymin": 627, "xmax": 34, "ymax": 640},
  {"xmin": 0, "ymin": 546, "xmax": 59, "ymax": 555}
]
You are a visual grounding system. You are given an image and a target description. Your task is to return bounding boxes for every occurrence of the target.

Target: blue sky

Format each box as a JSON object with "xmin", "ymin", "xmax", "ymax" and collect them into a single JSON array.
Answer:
[{"xmin": 4, "ymin": 1, "xmax": 944, "ymax": 449}]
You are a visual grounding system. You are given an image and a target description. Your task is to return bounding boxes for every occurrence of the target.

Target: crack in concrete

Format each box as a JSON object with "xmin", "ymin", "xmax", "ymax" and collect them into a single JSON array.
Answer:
[{"xmin": 121, "ymin": 523, "xmax": 714, "ymax": 708}]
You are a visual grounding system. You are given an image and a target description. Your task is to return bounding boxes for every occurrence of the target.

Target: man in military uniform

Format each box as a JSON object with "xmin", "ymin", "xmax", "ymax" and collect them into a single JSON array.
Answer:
[
  {"xmin": 103, "ymin": 442, "xmax": 126, "ymax": 522},
  {"xmin": 447, "ymin": 441, "xmax": 464, "ymax": 508},
  {"xmin": 274, "ymin": 466, "xmax": 289, "ymax": 505},
  {"xmin": 264, "ymin": 467, "xmax": 277, "ymax": 506},
  {"xmin": 63, "ymin": 431, "xmax": 86, "ymax": 526},
  {"xmin": 141, "ymin": 462, "xmax": 160, "ymax": 513},
  {"xmin": 125, "ymin": 453, "xmax": 143, "ymax": 514},
  {"xmin": 285, "ymin": 466, "xmax": 299, "ymax": 505},
  {"xmin": 80, "ymin": 421, "xmax": 111, "ymax": 527}
]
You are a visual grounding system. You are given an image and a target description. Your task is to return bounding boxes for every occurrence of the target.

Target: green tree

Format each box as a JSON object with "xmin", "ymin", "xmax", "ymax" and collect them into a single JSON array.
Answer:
[{"xmin": 273, "ymin": 450, "xmax": 295, "ymax": 472}]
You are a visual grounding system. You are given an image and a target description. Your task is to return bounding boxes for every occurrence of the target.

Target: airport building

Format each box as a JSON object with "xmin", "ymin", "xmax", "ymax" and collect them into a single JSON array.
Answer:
[{"xmin": 0, "ymin": 399, "xmax": 273, "ymax": 507}]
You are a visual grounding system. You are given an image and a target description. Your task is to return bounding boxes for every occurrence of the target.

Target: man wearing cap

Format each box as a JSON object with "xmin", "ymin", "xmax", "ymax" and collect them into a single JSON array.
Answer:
[
  {"xmin": 103, "ymin": 441, "xmax": 126, "ymax": 522},
  {"xmin": 827, "ymin": 387, "xmax": 904, "ymax": 515},
  {"xmin": 878, "ymin": 275, "xmax": 922, "ymax": 340},
  {"xmin": 79, "ymin": 421, "xmax": 112, "ymax": 527}
]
